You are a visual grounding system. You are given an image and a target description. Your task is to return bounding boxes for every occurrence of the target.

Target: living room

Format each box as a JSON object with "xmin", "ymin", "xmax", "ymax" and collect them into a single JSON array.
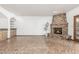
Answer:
[{"xmin": 0, "ymin": 4, "xmax": 79, "ymax": 53}]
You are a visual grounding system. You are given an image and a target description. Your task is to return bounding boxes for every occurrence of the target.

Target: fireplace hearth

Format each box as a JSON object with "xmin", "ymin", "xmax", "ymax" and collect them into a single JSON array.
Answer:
[{"xmin": 54, "ymin": 28, "xmax": 62, "ymax": 34}]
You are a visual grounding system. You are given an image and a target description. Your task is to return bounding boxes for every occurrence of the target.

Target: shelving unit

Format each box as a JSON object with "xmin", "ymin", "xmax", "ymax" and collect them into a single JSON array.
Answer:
[{"xmin": 10, "ymin": 17, "xmax": 16, "ymax": 38}]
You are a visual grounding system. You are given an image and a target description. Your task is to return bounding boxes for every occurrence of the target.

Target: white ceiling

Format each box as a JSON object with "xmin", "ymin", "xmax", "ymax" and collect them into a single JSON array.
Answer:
[{"xmin": 0, "ymin": 4, "xmax": 79, "ymax": 16}]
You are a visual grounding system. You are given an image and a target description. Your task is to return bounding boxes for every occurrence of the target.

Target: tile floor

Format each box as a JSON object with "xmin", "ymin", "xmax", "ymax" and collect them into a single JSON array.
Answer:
[{"xmin": 0, "ymin": 36, "xmax": 79, "ymax": 54}]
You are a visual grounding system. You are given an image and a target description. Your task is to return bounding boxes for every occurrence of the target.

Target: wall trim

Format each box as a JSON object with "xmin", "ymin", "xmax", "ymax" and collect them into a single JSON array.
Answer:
[{"xmin": 16, "ymin": 35, "xmax": 44, "ymax": 36}]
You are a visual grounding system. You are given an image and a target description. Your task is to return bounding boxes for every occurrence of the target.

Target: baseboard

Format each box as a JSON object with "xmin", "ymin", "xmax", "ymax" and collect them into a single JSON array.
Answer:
[{"xmin": 16, "ymin": 35, "xmax": 44, "ymax": 37}]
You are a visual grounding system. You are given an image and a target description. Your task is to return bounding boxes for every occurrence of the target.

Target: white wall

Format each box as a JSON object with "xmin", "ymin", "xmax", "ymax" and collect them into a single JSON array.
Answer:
[
  {"xmin": 16, "ymin": 16, "xmax": 52, "ymax": 35},
  {"xmin": 0, "ymin": 18, "xmax": 8, "ymax": 28},
  {"xmin": 66, "ymin": 6, "xmax": 79, "ymax": 39}
]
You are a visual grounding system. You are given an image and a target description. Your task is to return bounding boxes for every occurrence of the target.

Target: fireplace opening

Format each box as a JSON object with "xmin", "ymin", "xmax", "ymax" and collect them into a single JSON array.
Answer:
[{"xmin": 53, "ymin": 28, "xmax": 62, "ymax": 34}]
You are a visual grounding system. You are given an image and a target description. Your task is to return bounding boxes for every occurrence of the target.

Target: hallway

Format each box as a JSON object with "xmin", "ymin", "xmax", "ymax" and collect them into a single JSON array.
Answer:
[{"xmin": 0, "ymin": 36, "xmax": 79, "ymax": 54}]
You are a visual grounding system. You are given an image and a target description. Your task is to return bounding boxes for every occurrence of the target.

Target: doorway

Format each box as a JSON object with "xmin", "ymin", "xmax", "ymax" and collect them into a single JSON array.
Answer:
[{"xmin": 74, "ymin": 15, "xmax": 79, "ymax": 41}]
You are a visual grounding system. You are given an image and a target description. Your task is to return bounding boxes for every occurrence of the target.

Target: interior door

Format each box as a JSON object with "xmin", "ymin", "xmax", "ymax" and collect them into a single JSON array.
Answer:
[
  {"xmin": 76, "ymin": 17, "xmax": 79, "ymax": 40},
  {"xmin": 74, "ymin": 15, "xmax": 79, "ymax": 40}
]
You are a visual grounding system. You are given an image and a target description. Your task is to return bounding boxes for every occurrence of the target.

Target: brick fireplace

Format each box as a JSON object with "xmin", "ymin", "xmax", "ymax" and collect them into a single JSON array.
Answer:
[{"xmin": 50, "ymin": 13, "xmax": 68, "ymax": 39}]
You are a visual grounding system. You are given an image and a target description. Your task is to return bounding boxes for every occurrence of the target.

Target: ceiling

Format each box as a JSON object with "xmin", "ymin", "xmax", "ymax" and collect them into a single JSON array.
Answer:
[{"xmin": 0, "ymin": 4, "xmax": 79, "ymax": 16}]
